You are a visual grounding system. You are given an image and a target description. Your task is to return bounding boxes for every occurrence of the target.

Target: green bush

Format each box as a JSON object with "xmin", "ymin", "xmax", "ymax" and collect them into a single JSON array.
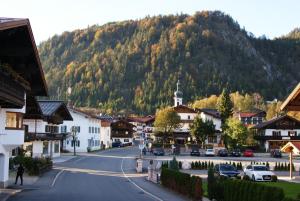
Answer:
[
  {"xmin": 243, "ymin": 175, "xmax": 251, "ymax": 181},
  {"xmin": 161, "ymin": 168, "xmax": 203, "ymax": 200},
  {"xmin": 271, "ymin": 175, "xmax": 278, "ymax": 182},
  {"xmin": 169, "ymin": 156, "xmax": 179, "ymax": 171},
  {"xmin": 208, "ymin": 176, "xmax": 285, "ymax": 201},
  {"xmin": 11, "ymin": 156, "xmax": 52, "ymax": 176}
]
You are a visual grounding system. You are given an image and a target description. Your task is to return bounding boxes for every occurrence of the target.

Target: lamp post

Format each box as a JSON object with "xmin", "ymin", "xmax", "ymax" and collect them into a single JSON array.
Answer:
[{"xmin": 71, "ymin": 126, "xmax": 78, "ymax": 156}]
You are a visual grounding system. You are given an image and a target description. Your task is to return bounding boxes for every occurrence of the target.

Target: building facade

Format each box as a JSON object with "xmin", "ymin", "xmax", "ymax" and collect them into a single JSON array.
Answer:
[
  {"xmin": 23, "ymin": 101, "xmax": 73, "ymax": 158},
  {"xmin": 110, "ymin": 119, "xmax": 135, "ymax": 144},
  {"xmin": 252, "ymin": 115, "xmax": 300, "ymax": 152},
  {"xmin": 62, "ymin": 108, "xmax": 106, "ymax": 153},
  {"xmin": 0, "ymin": 18, "xmax": 48, "ymax": 188},
  {"xmin": 234, "ymin": 109, "xmax": 266, "ymax": 127}
]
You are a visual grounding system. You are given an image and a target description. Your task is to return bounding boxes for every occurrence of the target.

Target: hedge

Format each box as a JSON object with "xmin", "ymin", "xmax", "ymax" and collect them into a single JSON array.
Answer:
[
  {"xmin": 274, "ymin": 162, "xmax": 295, "ymax": 171},
  {"xmin": 208, "ymin": 167, "xmax": 285, "ymax": 201},
  {"xmin": 11, "ymin": 156, "xmax": 53, "ymax": 176},
  {"xmin": 161, "ymin": 167, "xmax": 203, "ymax": 200},
  {"xmin": 191, "ymin": 161, "xmax": 243, "ymax": 170}
]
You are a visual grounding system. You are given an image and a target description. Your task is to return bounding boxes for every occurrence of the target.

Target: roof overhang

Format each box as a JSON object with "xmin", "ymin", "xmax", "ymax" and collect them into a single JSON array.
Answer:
[
  {"xmin": 0, "ymin": 18, "xmax": 48, "ymax": 96},
  {"xmin": 281, "ymin": 83, "xmax": 300, "ymax": 111},
  {"xmin": 281, "ymin": 142, "xmax": 300, "ymax": 155}
]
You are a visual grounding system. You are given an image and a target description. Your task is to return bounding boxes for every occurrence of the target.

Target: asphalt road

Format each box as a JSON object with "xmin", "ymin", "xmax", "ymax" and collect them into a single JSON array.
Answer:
[{"xmin": 8, "ymin": 147, "xmax": 187, "ymax": 201}]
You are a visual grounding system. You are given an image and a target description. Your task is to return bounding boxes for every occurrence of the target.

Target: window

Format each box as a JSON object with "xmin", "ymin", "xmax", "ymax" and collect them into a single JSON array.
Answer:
[
  {"xmin": 5, "ymin": 112, "xmax": 23, "ymax": 129},
  {"xmin": 124, "ymin": 139, "xmax": 129, "ymax": 142},
  {"xmin": 89, "ymin": 127, "xmax": 91, "ymax": 133},
  {"xmin": 92, "ymin": 127, "xmax": 94, "ymax": 133},
  {"xmin": 288, "ymin": 131, "xmax": 297, "ymax": 137},
  {"xmin": 61, "ymin": 125, "xmax": 67, "ymax": 133},
  {"xmin": 188, "ymin": 115, "xmax": 190, "ymax": 120},
  {"xmin": 77, "ymin": 140, "xmax": 80, "ymax": 147},
  {"xmin": 272, "ymin": 131, "xmax": 281, "ymax": 136},
  {"xmin": 54, "ymin": 142, "xmax": 60, "ymax": 153},
  {"xmin": 43, "ymin": 141, "xmax": 49, "ymax": 154},
  {"xmin": 207, "ymin": 136, "xmax": 217, "ymax": 143},
  {"xmin": 45, "ymin": 125, "xmax": 59, "ymax": 133}
]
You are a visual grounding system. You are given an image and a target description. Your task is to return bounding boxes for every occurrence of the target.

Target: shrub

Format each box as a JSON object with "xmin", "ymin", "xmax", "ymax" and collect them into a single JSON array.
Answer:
[
  {"xmin": 169, "ymin": 156, "xmax": 179, "ymax": 171},
  {"xmin": 161, "ymin": 168, "xmax": 203, "ymax": 200},
  {"xmin": 178, "ymin": 161, "xmax": 182, "ymax": 169},
  {"xmin": 243, "ymin": 175, "xmax": 251, "ymax": 181},
  {"xmin": 271, "ymin": 175, "xmax": 278, "ymax": 182},
  {"xmin": 207, "ymin": 167, "xmax": 216, "ymax": 200},
  {"xmin": 12, "ymin": 156, "xmax": 52, "ymax": 176}
]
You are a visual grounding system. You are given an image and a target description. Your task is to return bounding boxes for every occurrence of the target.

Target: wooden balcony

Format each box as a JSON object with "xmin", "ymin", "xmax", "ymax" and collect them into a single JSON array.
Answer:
[
  {"xmin": 0, "ymin": 71, "xmax": 25, "ymax": 108},
  {"xmin": 25, "ymin": 132, "xmax": 69, "ymax": 142}
]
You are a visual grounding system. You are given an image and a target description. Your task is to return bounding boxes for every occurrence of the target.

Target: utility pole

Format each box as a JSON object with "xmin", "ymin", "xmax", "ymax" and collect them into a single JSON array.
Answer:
[{"xmin": 71, "ymin": 126, "xmax": 78, "ymax": 156}]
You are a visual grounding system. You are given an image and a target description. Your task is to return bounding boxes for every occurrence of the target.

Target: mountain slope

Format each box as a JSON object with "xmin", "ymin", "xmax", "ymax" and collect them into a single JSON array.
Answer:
[{"xmin": 38, "ymin": 11, "xmax": 300, "ymax": 114}]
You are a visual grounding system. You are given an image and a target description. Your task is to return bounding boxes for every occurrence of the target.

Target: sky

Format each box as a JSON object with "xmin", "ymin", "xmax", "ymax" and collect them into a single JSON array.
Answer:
[{"xmin": 1, "ymin": 0, "xmax": 299, "ymax": 44}]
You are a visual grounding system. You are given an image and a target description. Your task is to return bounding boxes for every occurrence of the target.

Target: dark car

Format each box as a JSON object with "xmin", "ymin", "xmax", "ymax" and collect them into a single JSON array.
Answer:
[
  {"xmin": 217, "ymin": 149, "xmax": 228, "ymax": 157},
  {"xmin": 214, "ymin": 164, "xmax": 240, "ymax": 178},
  {"xmin": 229, "ymin": 149, "xmax": 241, "ymax": 157},
  {"xmin": 153, "ymin": 147, "xmax": 165, "ymax": 156},
  {"xmin": 112, "ymin": 141, "xmax": 123, "ymax": 148},
  {"xmin": 270, "ymin": 149, "xmax": 282, "ymax": 158},
  {"xmin": 190, "ymin": 146, "xmax": 201, "ymax": 156}
]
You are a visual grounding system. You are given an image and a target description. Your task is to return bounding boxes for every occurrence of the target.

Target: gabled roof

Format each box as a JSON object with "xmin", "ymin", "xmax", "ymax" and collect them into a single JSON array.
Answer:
[
  {"xmin": 0, "ymin": 18, "xmax": 48, "ymax": 96},
  {"xmin": 237, "ymin": 109, "xmax": 266, "ymax": 118},
  {"xmin": 173, "ymin": 105, "xmax": 197, "ymax": 114},
  {"xmin": 127, "ymin": 115, "xmax": 155, "ymax": 124},
  {"xmin": 197, "ymin": 108, "xmax": 221, "ymax": 119},
  {"xmin": 281, "ymin": 83, "xmax": 300, "ymax": 111},
  {"xmin": 69, "ymin": 107, "xmax": 98, "ymax": 119},
  {"xmin": 38, "ymin": 100, "xmax": 73, "ymax": 123},
  {"xmin": 252, "ymin": 115, "xmax": 300, "ymax": 130},
  {"xmin": 281, "ymin": 142, "xmax": 300, "ymax": 155}
]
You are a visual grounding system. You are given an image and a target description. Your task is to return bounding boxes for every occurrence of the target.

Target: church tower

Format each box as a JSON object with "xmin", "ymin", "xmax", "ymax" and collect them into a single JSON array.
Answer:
[{"xmin": 174, "ymin": 80, "xmax": 183, "ymax": 107}]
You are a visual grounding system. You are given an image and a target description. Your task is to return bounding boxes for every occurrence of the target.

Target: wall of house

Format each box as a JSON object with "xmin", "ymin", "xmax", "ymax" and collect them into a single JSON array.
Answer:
[
  {"xmin": 0, "ymin": 100, "xmax": 26, "ymax": 188},
  {"xmin": 23, "ymin": 119, "xmax": 47, "ymax": 133},
  {"xmin": 100, "ymin": 126, "xmax": 111, "ymax": 148},
  {"xmin": 264, "ymin": 129, "xmax": 300, "ymax": 137},
  {"xmin": 63, "ymin": 111, "xmax": 102, "ymax": 152},
  {"xmin": 112, "ymin": 137, "xmax": 133, "ymax": 144},
  {"xmin": 200, "ymin": 112, "xmax": 222, "ymax": 131}
]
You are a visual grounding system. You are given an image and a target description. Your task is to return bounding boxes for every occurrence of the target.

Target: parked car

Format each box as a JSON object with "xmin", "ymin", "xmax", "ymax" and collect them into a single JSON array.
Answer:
[
  {"xmin": 214, "ymin": 164, "xmax": 240, "ymax": 178},
  {"xmin": 190, "ymin": 146, "xmax": 201, "ymax": 156},
  {"xmin": 244, "ymin": 165, "xmax": 275, "ymax": 181},
  {"xmin": 270, "ymin": 149, "xmax": 282, "ymax": 158},
  {"xmin": 205, "ymin": 149, "xmax": 215, "ymax": 157},
  {"xmin": 217, "ymin": 149, "xmax": 228, "ymax": 157},
  {"xmin": 243, "ymin": 149, "xmax": 254, "ymax": 157},
  {"xmin": 153, "ymin": 147, "xmax": 165, "ymax": 156},
  {"xmin": 229, "ymin": 149, "xmax": 241, "ymax": 157},
  {"xmin": 112, "ymin": 141, "xmax": 123, "ymax": 148}
]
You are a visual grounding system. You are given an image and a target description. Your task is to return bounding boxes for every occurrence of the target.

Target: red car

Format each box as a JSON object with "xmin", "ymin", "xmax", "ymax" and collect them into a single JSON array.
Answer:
[{"xmin": 243, "ymin": 149, "xmax": 254, "ymax": 157}]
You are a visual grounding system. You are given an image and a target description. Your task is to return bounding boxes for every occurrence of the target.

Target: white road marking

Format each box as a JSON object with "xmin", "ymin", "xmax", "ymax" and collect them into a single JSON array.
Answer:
[
  {"xmin": 121, "ymin": 158, "xmax": 164, "ymax": 201},
  {"xmin": 51, "ymin": 169, "xmax": 64, "ymax": 187}
]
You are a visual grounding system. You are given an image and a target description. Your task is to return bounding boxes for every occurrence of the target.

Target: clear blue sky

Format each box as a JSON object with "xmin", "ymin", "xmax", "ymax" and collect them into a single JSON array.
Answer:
[{"xmin": 1, "ymin": 0, "xmax": 299, "ymax": 44}]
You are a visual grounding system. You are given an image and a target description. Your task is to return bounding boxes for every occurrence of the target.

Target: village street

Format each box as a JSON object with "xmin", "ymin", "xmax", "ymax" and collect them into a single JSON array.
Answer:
[{"xmin": 7, "ymin": 147, "xmax": 187, "ymax": 201}]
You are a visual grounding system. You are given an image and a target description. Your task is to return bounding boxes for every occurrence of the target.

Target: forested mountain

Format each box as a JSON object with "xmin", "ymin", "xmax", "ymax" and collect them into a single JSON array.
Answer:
[{"xmin": 38, "ymin": 11, "xmax": 300, "ymax": 114}]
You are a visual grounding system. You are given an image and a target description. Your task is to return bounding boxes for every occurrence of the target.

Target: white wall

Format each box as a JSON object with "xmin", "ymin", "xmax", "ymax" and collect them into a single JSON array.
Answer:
[
  {"xmin": 100, "ymin": 127, "xmax": 111, "ymax": 148},
  {"xmin": 0, "ymin": 95, "xmax": 26, "ymax": 188},
  {"xmin": 264, "ymin": 129, "xmax": 300, "ymax": 137},
  {"xmin": 112, "ymin": 137, "xmax": 133, "ymax": 144},
  {"xmin": 200, "ymin": 112, "xmax": 222, "ymax": 131},
  {"xmin": 63, "ymin": 110, "xmax": 102, "ymax": 152}
]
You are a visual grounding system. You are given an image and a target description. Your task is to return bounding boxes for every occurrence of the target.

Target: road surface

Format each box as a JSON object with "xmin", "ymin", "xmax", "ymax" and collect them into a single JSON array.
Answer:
[{"xmin": 8, "ymin": 147, "xmax": 187, "ymax": 201}]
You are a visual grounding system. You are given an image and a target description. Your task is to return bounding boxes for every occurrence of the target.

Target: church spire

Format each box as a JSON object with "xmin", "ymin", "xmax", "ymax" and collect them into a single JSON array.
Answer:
[{"xmin": 174, "ymin": 80, "xmax": 183, "ymax": 106}]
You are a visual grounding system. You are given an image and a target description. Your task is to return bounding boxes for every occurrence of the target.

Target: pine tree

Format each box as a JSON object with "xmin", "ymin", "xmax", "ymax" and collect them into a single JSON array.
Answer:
[{"xmin": 217, "ymin": 87, "xmax": 233, "ymax": 148}]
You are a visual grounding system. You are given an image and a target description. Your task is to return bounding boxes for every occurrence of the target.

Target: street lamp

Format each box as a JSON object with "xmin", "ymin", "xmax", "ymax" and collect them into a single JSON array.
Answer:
[{"xmin": 71, "ymin": 126, "xmax": 78, "ymax": 156}]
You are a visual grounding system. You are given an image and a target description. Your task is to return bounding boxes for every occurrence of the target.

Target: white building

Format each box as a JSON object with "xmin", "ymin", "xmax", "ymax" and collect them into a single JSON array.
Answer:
[
  {"xmin": 0, "ymin": 18, "xmax": 48, "ymax": 188},
  {"xmin": 62, "ymin": 108, "xmax": 109, "ymax": 152},
  {"xmin": 252, "ymin": 115, "xmax": 300, "ymax": 152},
  {"xmin": 23, "ymin": 100, "xmax": 73, "ymax": 158},
  {"xmin": 127, "ymin": 116, "xmax": 155, "ymax": 139},
  {"xmin": 197, "ymin": 108, "xmax": 223, "ymax": 147}
]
